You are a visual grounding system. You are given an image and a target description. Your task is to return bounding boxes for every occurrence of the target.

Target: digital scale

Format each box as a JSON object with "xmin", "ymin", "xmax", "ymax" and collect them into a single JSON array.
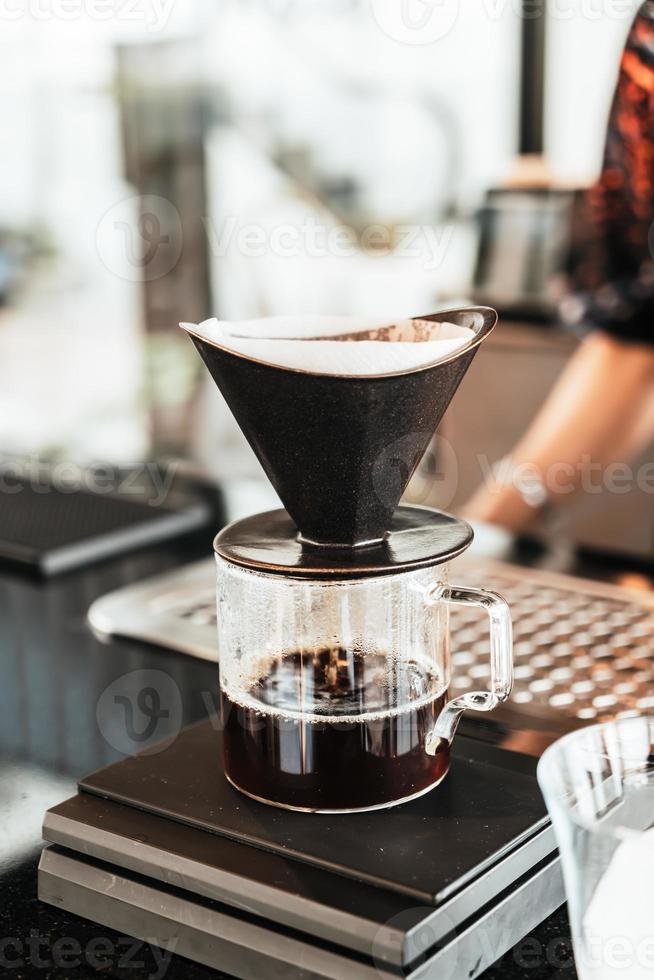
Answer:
[{"xmin": 39, "ymin": 720, "xmax": 564, "ymax": 979}]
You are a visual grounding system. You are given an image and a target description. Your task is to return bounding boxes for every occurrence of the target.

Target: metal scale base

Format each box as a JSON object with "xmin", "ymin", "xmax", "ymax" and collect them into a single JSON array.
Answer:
[{"xmin": 39, "ymin": 721, "xmax": 564, "ymax": 979}]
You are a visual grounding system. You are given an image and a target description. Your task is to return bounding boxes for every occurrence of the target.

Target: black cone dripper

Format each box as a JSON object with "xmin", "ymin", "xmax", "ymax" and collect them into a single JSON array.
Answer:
[{"xmin": 185, "ymin": 307, "xmax": 497, "ymax": 548}]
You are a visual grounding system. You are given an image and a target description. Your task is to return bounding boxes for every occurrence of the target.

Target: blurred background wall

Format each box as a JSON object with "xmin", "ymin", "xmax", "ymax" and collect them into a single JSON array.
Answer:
[{"xmin": 0, "ymin": 0, "xmax": 648, "ymax": 551}]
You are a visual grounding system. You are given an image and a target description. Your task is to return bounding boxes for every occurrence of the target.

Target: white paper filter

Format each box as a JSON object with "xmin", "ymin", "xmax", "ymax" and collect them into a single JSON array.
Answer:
[{"xmin": 180, "ymin": 315, "xmax": 474, "ymax": 376}]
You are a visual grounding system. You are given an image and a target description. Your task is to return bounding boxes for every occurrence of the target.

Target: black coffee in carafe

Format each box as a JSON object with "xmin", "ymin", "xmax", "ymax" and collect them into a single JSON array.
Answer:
[{"xmin": 221, "ymin": 648, "xmax": 450, "ymax": 812}]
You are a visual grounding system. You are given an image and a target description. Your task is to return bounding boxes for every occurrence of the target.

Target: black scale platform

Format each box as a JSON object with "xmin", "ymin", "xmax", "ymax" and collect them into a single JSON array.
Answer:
[{"xmin": 39, "ymin": 721, "xmax": 564, "ymax": 979}]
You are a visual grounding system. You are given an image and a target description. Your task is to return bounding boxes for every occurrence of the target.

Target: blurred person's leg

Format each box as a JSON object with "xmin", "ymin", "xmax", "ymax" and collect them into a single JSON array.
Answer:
[{"xmin": 463, "ymin": 332, "xmax": 654, "ymax": 532}]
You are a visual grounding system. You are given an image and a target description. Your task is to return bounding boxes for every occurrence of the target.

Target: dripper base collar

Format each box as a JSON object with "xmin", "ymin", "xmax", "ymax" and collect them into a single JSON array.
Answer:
[{"xmin": 214, "ymin": 505, "xmax": 473, "ymax": 579}]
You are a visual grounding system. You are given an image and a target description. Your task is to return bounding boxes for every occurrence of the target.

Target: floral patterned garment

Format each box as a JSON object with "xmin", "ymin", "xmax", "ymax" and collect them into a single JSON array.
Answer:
[{"xmin": 566, "ymin": 2, "xmax": 654, "ymax": 344}]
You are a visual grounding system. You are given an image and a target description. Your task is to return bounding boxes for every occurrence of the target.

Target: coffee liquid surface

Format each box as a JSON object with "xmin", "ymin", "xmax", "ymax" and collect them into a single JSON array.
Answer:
[{"xmin": 222, "ymin": 648, "xmax": 449, "ymax": 810}]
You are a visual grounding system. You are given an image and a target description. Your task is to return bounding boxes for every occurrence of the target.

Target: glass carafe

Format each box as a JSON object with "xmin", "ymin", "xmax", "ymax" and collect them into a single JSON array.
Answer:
[{"xmin": 216, "ymin": 556, "xmax": 513, "ymax": 813}]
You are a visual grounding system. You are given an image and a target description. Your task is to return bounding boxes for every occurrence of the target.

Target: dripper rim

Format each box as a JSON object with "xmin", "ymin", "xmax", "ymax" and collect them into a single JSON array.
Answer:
[{"xmin": 181, "ymin": 305, "xmax": 497, "ymax": 380}]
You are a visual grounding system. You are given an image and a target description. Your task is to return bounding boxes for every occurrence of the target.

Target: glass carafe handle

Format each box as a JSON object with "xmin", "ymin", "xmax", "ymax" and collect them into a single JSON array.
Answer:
[{"xmin": 425, "ymin": 584, "xmax": 513, "ymax": 753}]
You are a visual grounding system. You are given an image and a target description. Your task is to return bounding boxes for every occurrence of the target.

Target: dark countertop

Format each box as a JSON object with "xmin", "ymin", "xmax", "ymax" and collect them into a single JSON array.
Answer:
[{"xmin": 6, "ymin": 522, "xmax": 647, "ymax": 978}]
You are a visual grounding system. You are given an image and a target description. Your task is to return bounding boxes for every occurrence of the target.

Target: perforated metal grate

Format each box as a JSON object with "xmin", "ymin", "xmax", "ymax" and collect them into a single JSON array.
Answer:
[
  {"xmin": 90, "ymin": 558, "xmax": 654, "ymax": 729},
  {"xmin": 451, "ymin": 564, "xmax": 654, "ymax": 726}
]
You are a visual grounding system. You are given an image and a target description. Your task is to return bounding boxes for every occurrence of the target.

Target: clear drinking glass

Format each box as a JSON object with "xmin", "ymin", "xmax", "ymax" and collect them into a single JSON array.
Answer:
[
  {"xmin": 216, "ymin": 557, "xmax": 513, "ymax": 812},
  {"xmin": 538, "ymin": 716, "xmax": 654, "ymax": 980}
]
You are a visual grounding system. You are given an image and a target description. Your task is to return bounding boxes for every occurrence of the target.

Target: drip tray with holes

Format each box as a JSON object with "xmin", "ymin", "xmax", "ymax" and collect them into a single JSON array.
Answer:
[
  {"xmin": 88, "ymin": 557, "xmax": 654, "ymax": 744},
  {"xmin": 40, "ymin": 720, "xmax": 564, "ymax": 979}
]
